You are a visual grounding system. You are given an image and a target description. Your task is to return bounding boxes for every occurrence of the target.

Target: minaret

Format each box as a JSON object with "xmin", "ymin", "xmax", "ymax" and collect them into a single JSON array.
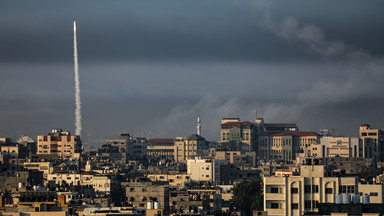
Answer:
[{"xmin": 197, "ymin": 116, "xmax": 201, "ymax": 136}]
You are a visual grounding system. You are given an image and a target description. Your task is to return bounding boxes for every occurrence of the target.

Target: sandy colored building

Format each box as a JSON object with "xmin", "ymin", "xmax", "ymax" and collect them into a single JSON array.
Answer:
[
  {"xmin": 24, "ymin": 161, "xmax": 52, "ymax": 179},
  {"xmin": 220, "ymin": 118, "xmax": 256, "ymax": 152},
  {"xmin": 147, "ymin": 139, "xmax": 175, "ymax": 161},
  {"xmin": 174, "ymin": 134, "xmax": 208, "ymax": 163},
  {"xmin": 264, "ymin": 165, "xmax": 359, "ymax": 216},
  {"xmin": 320, "ymin": 137, "xmax": 360, "ymax": 158},
  {"xmin": 147, "ymin": 173, "xmax": 191, "ymax": 188},
  {"xmin": 37, "ymin": 129, "xmax": 81, "ymax": 159},
  {"xmin": 359, "ymin": 124, "xmax": 384, "ymax": 164},
  {"xmin": 259, "ymin": 131, "xmax": 319, "ymax": 161}
]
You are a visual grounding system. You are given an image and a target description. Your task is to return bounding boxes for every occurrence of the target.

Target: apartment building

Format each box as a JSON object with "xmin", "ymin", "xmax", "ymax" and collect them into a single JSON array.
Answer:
[
  {"xmin": 37, "ymin": 129, "xmax": 82, "ymax": 159},
  {"xmin": 147, "ymin": 138, "xmax": 175, "ymax": 161},
  {"xmin": 359, "ymin": 124, "xmax": 384, "ymax": 164},
  {"xmin": 259, "ymin": 131, "xmax": 320, "ymax": 161},
  {"xmin": 264, "ymin": 165, "xmax": 359, "ymax": 216},
  {"xmin": 174, "ymin": 134, "xmax": 208, "ymax": 163},
  {"xmin": 220, "ymin": 118, "xmax": 256, "ymax": 152}
]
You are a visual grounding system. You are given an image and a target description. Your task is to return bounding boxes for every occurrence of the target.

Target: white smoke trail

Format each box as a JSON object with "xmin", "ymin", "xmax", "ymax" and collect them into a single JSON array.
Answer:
[{"xmin": 74, "ymin": 21, "xmax": 82, "ymax": 136}]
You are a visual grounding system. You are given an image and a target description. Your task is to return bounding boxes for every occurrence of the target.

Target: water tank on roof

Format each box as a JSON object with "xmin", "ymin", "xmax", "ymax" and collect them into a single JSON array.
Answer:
[
  {"xmin": 352, "ymin": 194, "xmax": 360, "ymax": 203},
  {"xmin": 342, "ymin": 194, "xmax": 351, "ymax": 204},
  {"xmin": 147, "ymin": 202, "xmax": 153, "ymax": 209},
  {"xmin": 154, "ymin": 201, "xmax": 160, "ymax": 209},
  {"xmin": 335, "ymin": 194, "xmax": 342, "ymax": 204},
  {"xmin": 362, "ymin": 194, "xmax": 370, "ymax": 204}
]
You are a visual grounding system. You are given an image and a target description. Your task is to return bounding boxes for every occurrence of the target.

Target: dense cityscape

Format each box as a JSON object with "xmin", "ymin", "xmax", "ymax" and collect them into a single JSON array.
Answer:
[
  {"xmin": 1, "ymin": 118, "xmax": 384, "ymax": 216},
  {"xmin": 2, "ymin": 1, "xmax": 384, "ymax": 216}
]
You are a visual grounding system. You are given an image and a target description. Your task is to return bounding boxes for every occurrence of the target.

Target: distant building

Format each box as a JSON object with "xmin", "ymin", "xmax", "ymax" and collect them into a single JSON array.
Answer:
[
  {"xmin": 319, "ymin": 137, "xmax": 360, "ymax": 158},
  {"xmin": 174, "ymin": 134, "xmax": 208, "ymax": 163},
  {"xmin": 359, "ymin": 124, "xmax": 384, "ymax": 164},
  {"xmin": 259, "ymin": 131, "xmax": 320, "ymax": 161},
  {"xmin": 220, "ymin": 118, "xmax": 257, "ymax": 152},
  {"xmin": 37, "ymin": 129, "xmax": 82, "ymax": 159},
  {"xmin": 147, "ymin": 139, "xmax": 175, "ymax": 161},
  {"xmin": 105, "ymin": 134, "xmax": 147, "ymax": 162}
]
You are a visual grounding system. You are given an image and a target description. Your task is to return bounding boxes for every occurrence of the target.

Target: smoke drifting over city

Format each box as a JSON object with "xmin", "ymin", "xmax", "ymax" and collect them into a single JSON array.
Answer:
[{"xmin": 0, "ymin": 0, "xmax": 384, "ymax": 145}]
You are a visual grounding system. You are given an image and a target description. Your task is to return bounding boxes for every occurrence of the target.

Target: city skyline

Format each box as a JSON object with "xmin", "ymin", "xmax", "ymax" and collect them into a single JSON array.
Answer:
[{"xmin": 1, "ymin": 0, "xmax": 384, "ymax": 146}]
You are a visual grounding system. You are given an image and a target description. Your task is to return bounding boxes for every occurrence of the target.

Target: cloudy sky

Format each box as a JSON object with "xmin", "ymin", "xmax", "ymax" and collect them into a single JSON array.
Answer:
[{"xmin": 1, "ymin": 0, "xmax": 384, "ymax": 147}]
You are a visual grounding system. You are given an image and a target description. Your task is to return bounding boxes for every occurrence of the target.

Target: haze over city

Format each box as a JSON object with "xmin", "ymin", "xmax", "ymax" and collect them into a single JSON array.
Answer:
[{"xmin": 1, "ymin": 0, "xmax": 384, "ymax": 146}]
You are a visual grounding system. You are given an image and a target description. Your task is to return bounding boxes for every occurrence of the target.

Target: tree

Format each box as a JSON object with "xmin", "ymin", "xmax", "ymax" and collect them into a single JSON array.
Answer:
[{"xmin": 232, "ymin": 179, "xmax": 263, "ymax": 216}]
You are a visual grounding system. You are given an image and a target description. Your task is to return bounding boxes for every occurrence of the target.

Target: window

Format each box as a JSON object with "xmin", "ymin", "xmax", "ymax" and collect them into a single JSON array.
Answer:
[
  {"xmin": 325, "ymin": 188, "xmax": 333, "ymax": 194},
  {"xmin": 291, "ymin": 188, "xmax": 298, "ymax": 194},
  {"xmin": 291, "ymin": 203, "xmax": 298, "ymax": 209},
  {"xmin": 304, "ymin": 200, "xmax": 311, "ymax": 209},
  {"xmin": 270, "ymin": 203, "xmax": 279, "ymax": 209},
  {"xmin": 270, "ymin": 187, "xmax": 279, "ymax": 193},
  {"xmin": 312, "ymin": 185, "xmax": 319, "ymax": 193},
  {"xmin": 312, "ymin": 200, "xmax": 319, "ymax": 209},
  {"xmin": 339, "ymin": 185, "xmax": 355, "ymax": 194},
  {"xmin": 304, "ymin": 185, "xmax": 311, "ymax": 193},
  {"xmin": 370, "ymin": 192, "xmax": 378, "ymax": 196}
]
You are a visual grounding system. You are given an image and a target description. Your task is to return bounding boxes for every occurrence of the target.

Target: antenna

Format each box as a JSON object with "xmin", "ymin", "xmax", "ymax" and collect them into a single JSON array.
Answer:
[
  {"xmin": 197, "ymin": 116, "xmax": 201, "ymax": 136},
  {"xmin": 254, "ymin": 108, "xmax": 258, "ymax": 121}
]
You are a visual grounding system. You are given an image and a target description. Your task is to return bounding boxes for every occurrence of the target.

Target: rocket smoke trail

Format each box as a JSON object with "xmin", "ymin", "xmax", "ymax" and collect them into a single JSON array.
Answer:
[{"xmin": 73, "ymin": 20, "xmax": 82, "ymax": 136}]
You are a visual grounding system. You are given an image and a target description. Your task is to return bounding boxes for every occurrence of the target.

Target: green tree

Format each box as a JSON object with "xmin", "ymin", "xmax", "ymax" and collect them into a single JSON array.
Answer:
[{"xmin": 232, "ymin": 179, "xmax": 263, "ymax": 216}]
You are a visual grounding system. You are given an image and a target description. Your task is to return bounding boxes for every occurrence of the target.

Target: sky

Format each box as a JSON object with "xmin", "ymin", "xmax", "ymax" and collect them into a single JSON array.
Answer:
[{"xmin": 1, "ymin": 0, "xmax": 384, "ymax": 147}]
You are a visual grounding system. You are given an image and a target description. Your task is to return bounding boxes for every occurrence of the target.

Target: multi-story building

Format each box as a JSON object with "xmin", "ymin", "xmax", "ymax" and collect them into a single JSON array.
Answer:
[
  {"xmin": 359, "ymin": 124, "xmax": 384, "ymax": 164},
  {"xmin": 147, "ymin": 139, "xmax": 175, "ymax": 161},
  {"xmin": 123, "ymin": 179, "xmax": 169, "ymax": 215},
  {"xmin": 37, "ymin": 129, "xmax": 82, "ymax": 159},
  {"xmin": 175, "ymin": 134, "xmax": 208, "ymax": 163},
  {"xmin": 319, "ymin": 137, "xmax": 360, "ymax": 158},
  {"xmin": 187, "ymin": 158, "xmax": 228, "ymax": 184},
  {"xmin": 106, "ymin": 134, "xmax": 147, "ymax": 162},
  {"xmin": 23, "ymin": 161, "xmax": 52, "ymax": 179},
  {"xmin": 220, "ymin": 118, "xmax": 256, "ymax": 152},
  {"xmin": 264, "ymin": 165, "xmax": 359, "ymax": 216},
  {"xmin": 259, "ymin": 131, "xmax": 319, "ymax": 161}
]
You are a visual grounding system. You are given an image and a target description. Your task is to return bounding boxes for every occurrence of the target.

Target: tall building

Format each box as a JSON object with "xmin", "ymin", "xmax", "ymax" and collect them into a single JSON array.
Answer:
[
  {"xmin": 359, "ymin": 124, "xmax": 384, "ymax": 164},
  {"xmin": 220, "ymin": 118, "xmax": 257, "ymax": 152},
  {"xmin": 37, "ymin": 129, "xmax": 82, "ymax": 159},
  {"xmin": 174, "ymin": 134, "xmax": 208, "ymax": 163}
]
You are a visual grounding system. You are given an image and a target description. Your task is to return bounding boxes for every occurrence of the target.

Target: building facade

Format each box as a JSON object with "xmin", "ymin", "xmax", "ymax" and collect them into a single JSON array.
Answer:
[{"xmin": 37, "ymin": 129, "xmax": 82, "ymax": 159}]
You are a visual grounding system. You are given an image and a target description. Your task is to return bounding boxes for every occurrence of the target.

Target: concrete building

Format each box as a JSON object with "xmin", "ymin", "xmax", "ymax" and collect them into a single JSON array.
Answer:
[
  {"xmin": 147, "ymin": 139, "xmax": 175, "ymax": 161},
  {"xmin": 359, "ymin": 124, "xmax": 384, "ymax": 164},
  {"xmin": 319, "ymin": 137, "xmax": 360, "ymax": 158},
  {"xmin": 220, "ymin": 118, "xmax": 256, "ymax": 152},
  {"xmin": 259, "ymin": 131, "xmax": 320, "ymax": 161},
  {"xmin": 105, "ymin": 134, "xmax": 147, "ymax": 162},
  {"xmin": 187, "ymin": 158, "xmax": 228, "ymax": 184},
  {"xmin": 122, "ymin": 179, "xmax": 169, "ymax": 215},
  {"xmin": 174, "ymin": 135, "xmax": 208, "ymax": 163},
  {"xmin": 37, "ymin": 129, "xmax": 82, "ymax": 159},
  {"xmin": 264, "ymin": 165, "xmax": 359, "ymax": 216},
  {"xmin": 146, "ymin": 173, "xmax": 191, "ymax": 188},
  {"xmin": 23, "ymin": 161, "xmax": 52, "ymax": 179}
]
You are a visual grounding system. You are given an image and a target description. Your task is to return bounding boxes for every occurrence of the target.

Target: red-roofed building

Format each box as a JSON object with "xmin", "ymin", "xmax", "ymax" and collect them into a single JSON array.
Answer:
[{"xmin": 220, "ymin": 118, "xmax": 257, "ymax": 152}]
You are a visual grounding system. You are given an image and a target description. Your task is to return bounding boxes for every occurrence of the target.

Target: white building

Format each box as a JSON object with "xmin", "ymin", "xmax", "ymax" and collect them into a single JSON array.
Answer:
[{"xmin": 187, "ymin": 158, "xmax": 228, "ymax": 184}]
